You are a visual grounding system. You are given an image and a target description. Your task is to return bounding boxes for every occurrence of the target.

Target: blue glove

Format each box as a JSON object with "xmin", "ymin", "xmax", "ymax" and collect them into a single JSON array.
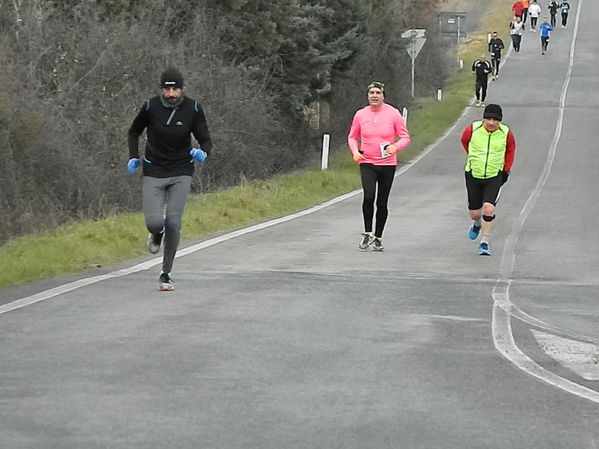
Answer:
[
  {"xmin": 190, "ymin": 148, "xmax": 207, "ymax": 163},
  {"xmin": 127, "ymin": 158, "xmax": 141, "ymax": 174}
]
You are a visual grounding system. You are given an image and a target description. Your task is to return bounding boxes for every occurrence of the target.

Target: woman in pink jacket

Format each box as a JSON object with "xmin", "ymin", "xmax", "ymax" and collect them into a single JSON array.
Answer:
[{"xmin": 348, "ymin": 81, "xmax": 411, "ymax": 251}]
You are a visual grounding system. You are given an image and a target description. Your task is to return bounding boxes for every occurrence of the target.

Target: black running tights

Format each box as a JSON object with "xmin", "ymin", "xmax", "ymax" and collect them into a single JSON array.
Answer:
[
  {"xmin": 511, "ymin": 34, "xmax": 522, "ymax": 52},
  {"xmin": 475, "ymin": 79, "xmax": 488, "ymax": 102},
  {"xmin": 360, "ymin": 164, "xmax": 396, "ymax": 238}
]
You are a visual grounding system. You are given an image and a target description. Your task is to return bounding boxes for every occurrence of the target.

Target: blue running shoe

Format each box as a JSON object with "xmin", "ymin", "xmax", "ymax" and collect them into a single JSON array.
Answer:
[
  {"xmin": 468, "ymin": 223, "xmax": 481, "ymax": 240},
  {"xmin": 478, "ymin": 242, "xmax": 491, "ymax": 256}
]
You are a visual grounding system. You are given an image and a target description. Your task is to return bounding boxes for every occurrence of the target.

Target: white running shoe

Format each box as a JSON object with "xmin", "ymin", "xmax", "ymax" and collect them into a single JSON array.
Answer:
[
  {"xmin": 358, "ymin": 233, "xmax": 373, "ymax": 250},
  {"xmin": 371, "ymin": 238, "xmax": 384, "ymax": 252},
  {"xmin": 147, "ymin": 231, "xmax": 164, "ymax": 254}
]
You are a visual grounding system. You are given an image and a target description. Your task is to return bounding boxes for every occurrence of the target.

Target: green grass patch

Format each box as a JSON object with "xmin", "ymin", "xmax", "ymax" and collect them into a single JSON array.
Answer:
[
  {"xmin": 0, "ymin": 1, "xmax": 513, "ymax": 290},
  {"xmin": 181, "ymin": 167, "xmax": 361, "ymax": 243}
]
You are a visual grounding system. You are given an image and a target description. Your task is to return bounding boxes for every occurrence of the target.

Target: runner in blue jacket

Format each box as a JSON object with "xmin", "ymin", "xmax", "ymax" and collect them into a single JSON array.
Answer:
[{"xmin": 539, "ymin": 18, "xmax": 553, "ymax": 55}]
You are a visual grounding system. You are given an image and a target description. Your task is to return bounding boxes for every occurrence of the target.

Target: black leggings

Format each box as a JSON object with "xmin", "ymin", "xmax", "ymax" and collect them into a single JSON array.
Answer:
[
  {"xmin": 561, "ymin": 12, "xmax": 569, "ymax": 26},
  {"xmin": 541, "ymin": 36, "xmax": 550, "ymax": 52},
  {"xmin": 511, "ymin": 34, "xmax": 522, "ymax": 52},
  {"xmin": 475, "ymin": 79, "xmax": 488, "ymax": 102},
  {"xmin": 491, "ymin": 57, "xmax": 501, "ymax": 76},
  {"xmin": 360, "ymin": 164, "xmax": 396, "ymax": 238}
]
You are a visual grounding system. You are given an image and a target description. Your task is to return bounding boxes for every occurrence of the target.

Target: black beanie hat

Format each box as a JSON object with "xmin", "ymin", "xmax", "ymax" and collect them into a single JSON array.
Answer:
[
  {"xmin": 483, "ymin": 104, "xmax": 503, "ymax": 121},
  {"xmin": 160, "ymin": 68, "xmax": 184, "ymax": 89}
]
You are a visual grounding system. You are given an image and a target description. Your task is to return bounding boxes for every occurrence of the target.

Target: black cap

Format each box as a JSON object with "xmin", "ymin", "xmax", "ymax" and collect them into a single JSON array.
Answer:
[
  {"xmin": 483, "ymin": 104, "xmax": 503, "ymax": 121},
  {"xmin": 160, "ymin": 68, "xmax": 184, "ymax": 89}
]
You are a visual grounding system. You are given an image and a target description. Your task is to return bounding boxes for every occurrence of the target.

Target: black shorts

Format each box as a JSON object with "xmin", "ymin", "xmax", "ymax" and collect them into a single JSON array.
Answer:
[{"xmin": 465, "ymin": 171, "xmax": 503, "ymax": 210}]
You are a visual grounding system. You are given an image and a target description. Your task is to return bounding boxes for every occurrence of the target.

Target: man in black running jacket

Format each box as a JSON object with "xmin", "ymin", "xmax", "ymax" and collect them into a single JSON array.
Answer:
[{"xmin": 127, "ymin": 67, "xmax": 213, "ymax": 291}]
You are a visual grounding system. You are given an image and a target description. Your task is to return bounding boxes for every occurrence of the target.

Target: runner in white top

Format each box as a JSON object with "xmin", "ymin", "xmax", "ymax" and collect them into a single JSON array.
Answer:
[
  {"xmin": 528, "ymin": 0, "xmax": 542, "ymax": 31},
  {"xmin": 509, "ymin": 16, "xmax": 524, "ymax": 54}
]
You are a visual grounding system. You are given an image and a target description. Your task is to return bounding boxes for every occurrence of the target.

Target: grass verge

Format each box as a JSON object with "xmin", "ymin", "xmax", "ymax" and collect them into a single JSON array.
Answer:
[{"xmin": 0, "ymin": 1, "xmax": 513, "ymax": 290}]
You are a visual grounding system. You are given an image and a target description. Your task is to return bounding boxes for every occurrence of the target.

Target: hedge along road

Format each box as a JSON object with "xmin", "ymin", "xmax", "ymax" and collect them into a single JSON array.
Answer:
[{"xmin": 1, "ymin": 1, "xmax": 598, "ymax": 448}]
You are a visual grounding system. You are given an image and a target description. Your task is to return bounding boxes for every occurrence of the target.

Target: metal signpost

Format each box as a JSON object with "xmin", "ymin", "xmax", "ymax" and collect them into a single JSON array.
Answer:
[
  {"xmin": 401, "ymin": 29, "xmax": 426, "ymax": 98},
  {"xmin": 438, "ymin": 12, "xmax": 467, "ymax": 66}
]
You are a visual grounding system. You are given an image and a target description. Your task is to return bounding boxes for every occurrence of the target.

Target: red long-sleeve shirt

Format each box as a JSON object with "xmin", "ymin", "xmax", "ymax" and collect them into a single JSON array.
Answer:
[{"xmin": 512, "ymin": 1, "xmax": 525, "ymax": 16}]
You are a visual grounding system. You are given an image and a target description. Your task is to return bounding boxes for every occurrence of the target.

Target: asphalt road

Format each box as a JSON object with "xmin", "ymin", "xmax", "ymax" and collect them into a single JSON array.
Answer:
[{"xmin": 1, "ymin": 1, "xmax": 598, "ymax": 447}]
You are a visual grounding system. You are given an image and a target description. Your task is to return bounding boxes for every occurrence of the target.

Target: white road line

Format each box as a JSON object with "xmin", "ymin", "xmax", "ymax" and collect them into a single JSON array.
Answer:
[
  {"xmin": 531, "ymin": 330, "xmax": 599, "ymax": 381},
  {"xmin": 429, "ymin": 314, "xmax": 486, "ymax": 323},
  {"xmin": 491, "ymin": 0, "xmax": 599, "ymax": 404},
  {"xmin": 511, "ymin": 304, "xmax": 599, "ymax": 345},
  {"xmin": 492, "ymin": 288, "xmax": 599, "ymax": 403}
]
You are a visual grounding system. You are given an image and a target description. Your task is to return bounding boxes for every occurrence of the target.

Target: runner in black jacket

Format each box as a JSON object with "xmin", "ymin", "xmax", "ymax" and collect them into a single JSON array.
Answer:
[
  {"xmin": 127, "ymin": 67, "xmax": 213, "ymax": 291},
  {"xmin": 488, "ymin": 32, "xmax": 505, "ymax": 80},
  {"xmin": 472, "ymin": 54, "xmax": 492, "ymax": 107},
  {"xmin": 548, "ymin": 1, "xmax": 559, "ymax": 27}
]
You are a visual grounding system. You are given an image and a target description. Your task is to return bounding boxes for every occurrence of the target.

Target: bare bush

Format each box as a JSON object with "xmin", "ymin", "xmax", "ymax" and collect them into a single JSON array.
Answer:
[{"xmin": 0, "ymin": 2, "xmax": 316, "ymax": 243}]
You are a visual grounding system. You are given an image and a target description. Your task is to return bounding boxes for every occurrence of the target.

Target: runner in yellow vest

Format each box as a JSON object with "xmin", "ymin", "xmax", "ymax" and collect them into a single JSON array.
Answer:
[{"xmin": 460, "ymin": 104, "xmax": 516, "ymax": 255}]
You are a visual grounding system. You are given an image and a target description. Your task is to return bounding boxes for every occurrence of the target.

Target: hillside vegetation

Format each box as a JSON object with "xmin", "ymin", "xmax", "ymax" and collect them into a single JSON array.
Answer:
[
  {"xmin": 0, "ymin": 0, "xmax": 517, "ymax": 288},
  {"xmin": 1, "ymin": 0, "xmax": 478, "ymax": 244}
]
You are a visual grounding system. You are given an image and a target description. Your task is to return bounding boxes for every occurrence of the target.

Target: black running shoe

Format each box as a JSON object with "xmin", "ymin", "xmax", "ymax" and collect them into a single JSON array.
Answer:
[{"xmin": 159, "ymin": 272, "xmax": 174, "ymax": 291}]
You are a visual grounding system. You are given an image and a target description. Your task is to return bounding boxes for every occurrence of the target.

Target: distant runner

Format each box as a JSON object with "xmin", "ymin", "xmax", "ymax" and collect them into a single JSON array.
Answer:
[
  {"xmin": 512, "ymin": 0, "xmax": 525, "ymax": 21},
  {"xmin": 509, "ymin": 16, "xmax": 524, "ymax": 54},
  {"xmin": 540, "ymin": 17, "xmax": 554, "ymax": 55},
  {"xmin": 548, "ymin": 0, "xmax": 559, "ymax": 27},
  {"xmin": 472, "ymin": 54, "xmax": 492, "ymax": 107},
  {"xmin": 528, "ymin": 0, "xmax": 542, "ymax": 31},
  {"xmin": 560, "ymin": 0, "xmax": 571, "ymax": 28},
  {"xmin": 521, "ymin": 0, "xmax": 530, "ymax": 28},
  {"xmin": 488, "ymin": 32, "xmax": 505, "ymax": 80}
]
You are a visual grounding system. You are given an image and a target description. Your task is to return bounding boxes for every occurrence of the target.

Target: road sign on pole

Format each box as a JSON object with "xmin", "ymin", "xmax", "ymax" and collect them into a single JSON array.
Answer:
[
  {"xmin": 401, "ymin": 29, "xmax": 426, "ymax": 98},
  {"xmin": 438, "ymin": 12, "xmax": 467, "ymax": 66}
]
